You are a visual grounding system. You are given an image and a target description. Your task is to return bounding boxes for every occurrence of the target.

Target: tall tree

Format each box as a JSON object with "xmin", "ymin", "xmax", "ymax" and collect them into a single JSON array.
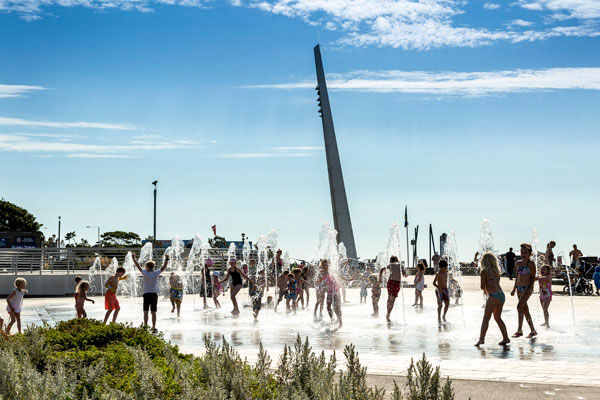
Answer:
[
  {"xmin": 208, "ymin": 235, "xmax": 227, "ymax": 249},
  {"xmin": 0, "ymin": 199, "xmax": 42, "ymax": 231},
  {"xmin": 101, "ymin": 231, "xmax": 141, "ymax": 247},
  {"xmin": 65, "ymin": 231, "xmax": 76, "ymax": 246}
]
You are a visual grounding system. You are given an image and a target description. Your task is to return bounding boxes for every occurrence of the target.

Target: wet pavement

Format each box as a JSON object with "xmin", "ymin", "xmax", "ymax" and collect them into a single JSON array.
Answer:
[{"xmin": 14, "ymin": 276, "xmax": 600, "ymax": 388}]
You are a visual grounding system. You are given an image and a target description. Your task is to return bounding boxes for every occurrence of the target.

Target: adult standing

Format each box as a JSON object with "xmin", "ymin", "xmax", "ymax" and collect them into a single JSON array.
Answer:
[
  {"xmin": 220, "ymin": 258, "xmax": 249, "ymax": 315},
  {"xmin": 570, "ymin": 244, "xmax": 583, "ymax": 273},
  {"xmin": 545, "ymin": 241, "xmax": 556, "ymax": 275},
  {"xmin": 510, "ymin": 243, "xmax": 537, "ymax": 339},
  {"xmin": 505, "ymin": 248, "xmax": 516, "ymax": 280},
  {"xmin": 379, "ymin": 256, "xmax": 408, "ymax": 322},
  {"xmin": 475, "ymin": 253, "xmax": 510, "ymax": 346},
  {"xmin": 132, "ymin": 253, "xmax": 169, "ymax": 333},
  {"xmin": 200, "ymin": 258, "xmax": 214, "ymax": 309},
  {"xmin": 301, "ymin": 262, "xmax": 313, "ymax": 308},
  {"xmin": 432, "ymin": 252, "xmax": 441, "ymax": 274}
]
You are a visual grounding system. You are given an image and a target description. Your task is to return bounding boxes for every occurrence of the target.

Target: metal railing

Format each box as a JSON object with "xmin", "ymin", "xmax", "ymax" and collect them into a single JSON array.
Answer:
[{"xmin": 0, "ymin": 247, "xmax": 256, "ymax": 275}]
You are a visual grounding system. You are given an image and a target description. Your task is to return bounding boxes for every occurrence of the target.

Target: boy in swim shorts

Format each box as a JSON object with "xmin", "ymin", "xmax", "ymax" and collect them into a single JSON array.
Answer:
[
  {"xmin": 433, "ymin": 260, "xmax": 450, "ymax": 323},
  {"xmin": 104, "ymin": 267, "xmax": 126, "ymax": 324}
]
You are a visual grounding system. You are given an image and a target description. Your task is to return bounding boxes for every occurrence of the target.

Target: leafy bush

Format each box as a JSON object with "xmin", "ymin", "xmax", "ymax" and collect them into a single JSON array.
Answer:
[{"xmin": 0, "ymin": 319, "xmax": 454, "ymax": 399}]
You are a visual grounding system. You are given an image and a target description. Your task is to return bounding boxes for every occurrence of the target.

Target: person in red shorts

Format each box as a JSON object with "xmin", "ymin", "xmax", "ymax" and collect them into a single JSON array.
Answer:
[
  {"xmin": 379, "ymin": 256, "xmax": 407, "ymax": 322},
  {"xmin": 103, "ymin": 266, "xmax": 126, "ymax": 324}
]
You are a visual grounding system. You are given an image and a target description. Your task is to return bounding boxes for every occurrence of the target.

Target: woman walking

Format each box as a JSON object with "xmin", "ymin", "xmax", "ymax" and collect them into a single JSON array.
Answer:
[
  {"xmin": 511, "ymin": 243, "xmax": 537, "ymax": 338},
  {"xmin": 475, "ymin": 253, "xmax": 510, "ymax": 346}
]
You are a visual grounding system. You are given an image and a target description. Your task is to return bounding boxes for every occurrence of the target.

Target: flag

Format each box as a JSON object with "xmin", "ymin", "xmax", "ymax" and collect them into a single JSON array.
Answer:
[
  {"xmin": 211, "ymin": 225, "xmax": 216, "ymax": 236},
  {"xmin": 404, "ymin": 206, "xmax": 408, "ymax": 227}
]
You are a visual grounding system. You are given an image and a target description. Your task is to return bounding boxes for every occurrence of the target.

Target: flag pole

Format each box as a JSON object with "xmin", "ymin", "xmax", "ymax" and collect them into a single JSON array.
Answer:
[
  {"xmin": 429, "ymin": 224, "xmax": 432, "ymax": 272},
  {"xmin": 404, "ymin": 206, "xmax": 410, "ymax": 270}
]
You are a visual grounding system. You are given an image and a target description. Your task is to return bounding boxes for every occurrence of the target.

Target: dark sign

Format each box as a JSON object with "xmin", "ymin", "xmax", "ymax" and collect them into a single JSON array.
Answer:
[{"xmin": 12, "ymin": 236, "xmax": 36, "ymax": 249}]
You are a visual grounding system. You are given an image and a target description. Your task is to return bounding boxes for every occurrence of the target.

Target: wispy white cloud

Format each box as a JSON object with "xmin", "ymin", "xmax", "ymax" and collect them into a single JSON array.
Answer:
[
  {"xmin": 66, "ymin": 153, "xmax": 136, "ymax": 158},
  {"xmin": 269, "ymin": 146, "xmax": 324, "ymax": 151},
  {"xmin": 509, "ymin": 19, "xmax": 534, "ymax": 27},
  {"xmin": 483, "ymin": 3, "xmax": 500, "ymax": 10},
  {"xmin": 516, "ymin": 1, "xmax": 600, "ymax": 19},
  {"xmin": 250, "ymin": 0, "xmax": 600, "ymax": 49},
  {"xmin": 0, "ymin": 133, "xmax": 201, "ymax": 157},
  {"xmin": 0, "ymin": 83, "xmax": 45, "ymax": 99},
  {"xmin": 246, "ymin": 67, "xmax": 600, "ymax": 97},
  {"xmin": 203, "ymin": 152, "xmax": 314, "ymax": 158},
  {"xmin": 2, "ymin": 0, "xmax": 599, "ymax": 49},
  {"xmin": 0, "ymin": 116, "xmax": 136, "ymax": 130}
]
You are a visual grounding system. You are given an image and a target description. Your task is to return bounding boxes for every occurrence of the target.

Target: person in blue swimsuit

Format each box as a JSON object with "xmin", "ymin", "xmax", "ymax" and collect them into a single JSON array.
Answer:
[
  {"xmin": 475, "ymin": 253, "xmax": 510, "ymax": 346},
  {"xmin": 510, "ymin": 243, "xmax": 537, "ymax": 339},
  {"xmin": 593, "ymin": 266, "xmax": 600, "ymax": 295}
]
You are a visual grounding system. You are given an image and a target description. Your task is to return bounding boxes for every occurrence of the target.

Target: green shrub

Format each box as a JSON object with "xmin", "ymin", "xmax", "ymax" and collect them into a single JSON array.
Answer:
[{"xmin": 0, "ymin": 319, "xmax": 454, "ymax": 399}]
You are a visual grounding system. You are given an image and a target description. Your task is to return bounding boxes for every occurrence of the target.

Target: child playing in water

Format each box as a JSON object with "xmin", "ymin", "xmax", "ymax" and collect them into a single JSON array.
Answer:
[
  {"xmin": 413, "ymin": 262, "xmax": 425, "ymax": 308},
  {"xmin": 170, "ymin": 272, "xmax": 184, "ymax": 317},
  {"xmin": 433, "ymin": 260, "xmax": 450, "ymax": 323},
  {"xmin": 593, "ymin": 266, "xmax": 600, "ymax": 296},
  {"xmin": 292, "ymin": 269, "xmax": 304, "ymax": 311},
  {"xmin": 314, "ymin": 262, "xmax": 327, "ymax": 318},
  {"xmin": 75, "ymin": 281, "xmax": 95, "ymax": 319},
  {"xmin": 286, "ymin": 271, "xmax": 298, "ymax": 313},
  {"xmin": 448, "ymin": 272, "xmax": 462, "ymax": 305},
  {"xmin": 370, "ymin": 274, "xmax": 381, "ymax": 317},
  {"xmin": 248, "ymin": 277, "xmax": 264, "ymax": 320},
  {"xmin": 359, "ymin": 273, "xmax": 368, "ymax": 304},
  {"xmin": 103, "ymin": 267, "xmax": 126, "ymax": 324},
  {"xmin": 274, "ymin": 270, "xmax": 289, "ymax": 312},
  {"xmin": 6, "ymin": 278, "xmax": 27, "ymax": 334},
  {"xmin": 323, "ymin": 263, "xmax": 342, "ymax": 328},
  {"xmin": 212, "ymin": 272, "xmax": 222, "ymax": 308},
  {"xmin": 74, "ymin": 276, "xmax": 82, "ymax": 295},
  {"xmin": 74, "ymin": 276, "xmax": 82, "ymax": 316},
  {"xmin": 539, "ymin": 264, "xmax": 553, "ymax": 327}
]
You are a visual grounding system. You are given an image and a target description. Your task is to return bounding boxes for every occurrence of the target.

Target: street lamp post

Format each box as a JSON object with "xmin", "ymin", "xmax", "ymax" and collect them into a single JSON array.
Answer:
[
  {"xmin": 152, "ymin": 180, "xmax": 158, "ymax": 245},
  {"xmin": 86, "ymin": 226, "xmax": 100, "ymax": 245},
  {"xmin": 57, "ymin": 216, "xmax": 61, "ymax": 249}
]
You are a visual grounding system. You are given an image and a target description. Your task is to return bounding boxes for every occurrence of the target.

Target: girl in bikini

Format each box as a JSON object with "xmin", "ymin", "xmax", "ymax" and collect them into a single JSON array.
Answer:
[
  {"xmin": 475, "ymin": 253, "xmax": 510, "ymax": 346},
  {"xmin": 510, "ymin": 243, "xmax": 537, "ymax": 338},
  {"xmin": 539, "ymin": 264, "xmax": 553, "ymax": 327}
]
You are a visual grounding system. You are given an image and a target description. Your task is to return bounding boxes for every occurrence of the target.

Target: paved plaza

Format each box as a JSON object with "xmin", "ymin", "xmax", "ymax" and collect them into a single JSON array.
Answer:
[{"xmin": 15, "ymin": 276, "xmax": 600, "ymax": 397}]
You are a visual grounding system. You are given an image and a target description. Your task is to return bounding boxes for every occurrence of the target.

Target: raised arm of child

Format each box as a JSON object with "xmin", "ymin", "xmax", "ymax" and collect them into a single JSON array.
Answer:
[
  {"xmin": 160, "ymin": 255, "xmax": 170, "ymax": 272},
  {"xmin": 132, "ymin": 254, "xmax": 143, "ymax": 273}
]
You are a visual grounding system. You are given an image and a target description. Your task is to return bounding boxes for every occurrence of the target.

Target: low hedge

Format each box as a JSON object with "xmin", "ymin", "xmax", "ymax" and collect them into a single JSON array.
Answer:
[{"xmin": 0, "ymin": 319, "xmax": 453, "ymax": 399}]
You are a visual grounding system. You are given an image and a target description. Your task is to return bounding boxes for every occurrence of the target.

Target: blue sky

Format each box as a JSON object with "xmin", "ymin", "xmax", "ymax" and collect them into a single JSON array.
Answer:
[{"xmin": 1, "ymin": 1, "xmax": 599, "ymax": 261}]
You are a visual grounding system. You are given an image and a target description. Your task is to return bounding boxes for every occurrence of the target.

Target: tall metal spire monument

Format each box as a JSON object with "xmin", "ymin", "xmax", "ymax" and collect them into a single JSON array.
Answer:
[{"xmin": 313, "ymin": 44, "xmax": 358, "ymax": 261}]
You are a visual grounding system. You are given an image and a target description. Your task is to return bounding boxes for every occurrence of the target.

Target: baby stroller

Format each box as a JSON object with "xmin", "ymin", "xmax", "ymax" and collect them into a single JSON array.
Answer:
[{"xmin": 562, "ymin": 266, "xmax": 594, "ymax": 295}]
